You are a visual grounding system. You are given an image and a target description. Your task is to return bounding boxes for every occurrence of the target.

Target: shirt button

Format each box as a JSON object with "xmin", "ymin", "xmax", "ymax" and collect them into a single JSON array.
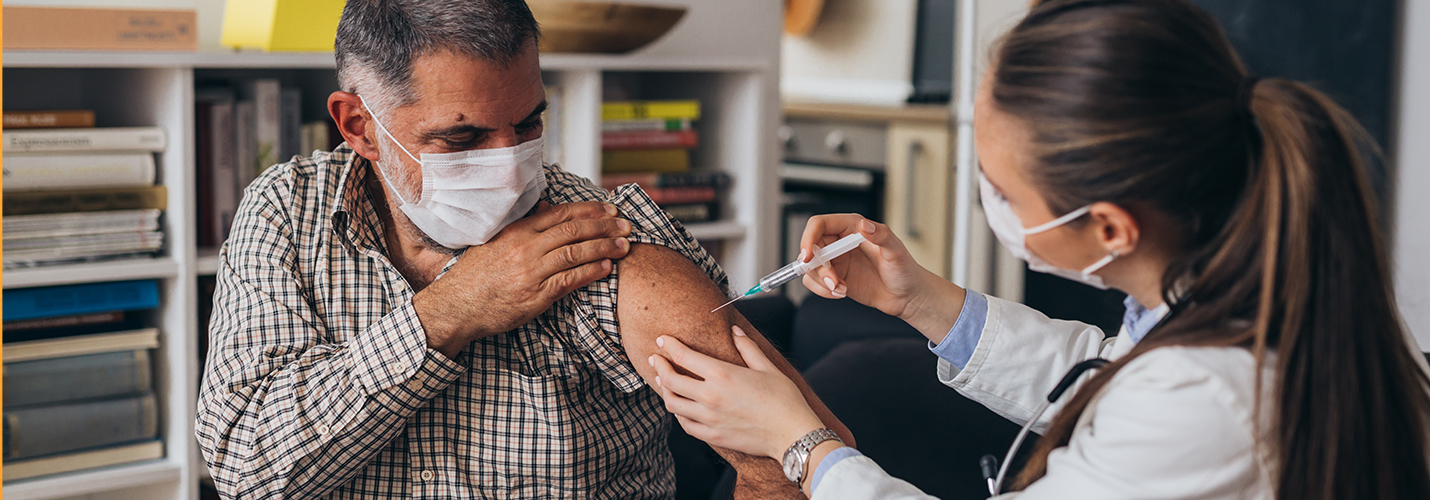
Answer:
[
  {"xmin": 316, "ymin": 424, "xmax": 329, "ymax": 436},
  {"xmin": 406, "ymin": 378, "xmax": 424, "ymax": 391},
  {"xmin": 420, "ymin": 470, "xmax": 434, "ymax": 481},
  {"xmin": 393, "ymin": 360, "xmax": 409, "ymax": 373}
]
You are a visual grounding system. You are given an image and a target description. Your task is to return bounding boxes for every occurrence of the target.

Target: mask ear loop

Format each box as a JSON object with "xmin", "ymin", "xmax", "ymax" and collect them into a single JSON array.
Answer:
[
  {"xmin": 1081, "ymin": 248, "xmax": 1120, "ymax": 276},
  {"xmin": 358, "ymin": 95, "xmax": 424, "ymax": 206}
]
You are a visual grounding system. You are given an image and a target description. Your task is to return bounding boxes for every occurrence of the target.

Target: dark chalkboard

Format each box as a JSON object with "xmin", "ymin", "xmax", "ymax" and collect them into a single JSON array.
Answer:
[{"xmin": 1192, "ymin": 0, "xmax": 1397, "ymax": 198}]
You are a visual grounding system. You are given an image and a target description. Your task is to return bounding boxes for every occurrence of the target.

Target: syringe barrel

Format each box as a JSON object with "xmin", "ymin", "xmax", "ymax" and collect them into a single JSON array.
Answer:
[{"xmin": 758, "ymin": 261, "xmax": 805, "ymax": 292}]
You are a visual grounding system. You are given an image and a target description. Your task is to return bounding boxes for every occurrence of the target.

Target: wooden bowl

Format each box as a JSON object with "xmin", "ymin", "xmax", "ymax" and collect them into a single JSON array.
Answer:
[{"xmin": 530, "ymin": 1, "xmax": 688, "ymax": 54}]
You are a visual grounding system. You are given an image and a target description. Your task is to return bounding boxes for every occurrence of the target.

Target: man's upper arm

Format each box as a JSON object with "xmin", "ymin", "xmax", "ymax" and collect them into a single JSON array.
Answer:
[{"xmin": 616, "ymin": 243, "xmax": 754, "ymax": 384}]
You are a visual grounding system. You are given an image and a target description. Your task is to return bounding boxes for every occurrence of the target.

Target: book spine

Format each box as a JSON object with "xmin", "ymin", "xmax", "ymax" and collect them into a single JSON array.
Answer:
[
  {"xmin": 2, "ymin": 154, "xmax": 156, "ymax": 192},
  {"xmin": 602, "ymin": 172, "xmax": 732, "ymax": 190},
  {"xmin": 661, "ymin": 203, "xmax": 719, "ymax": 223},
  {"xmin": 4, "ymin": 127, "xmax": 166, "ymax": 153},
  {"xmin": 2, "ymin": 393, "xmax": 158, "ymax": 460},
  {"xmin": 279, "ymin": 88, "xmax": 302, "ymax": 162},
  {"xmin": 643, "ymin": 186, "xmax": 718, "ymax": 205},
  {"xmin": 600, "ymin": 118, "xmax": 692, "ymax": 133},
  {"xmin": 3, "ymin": 280, "xmax": 161, "ymax": 323},
  {"xmin": 3, "ymin": 440, "xmax": 163, "ymax": 482},
  {"xmin": 601, "ymin": 148, "xmax": 692, "ymax": 173},
  {"xmin": 210, "ymin": 100, "xmax": 239, "ymax": 246},
  {"xmin": 3, "ymin": 350, "xmax": 152, "ymax": 408},
  {"xmin": 3, "ymin": 110, "xmax": 95, "ymax": 129},
  {"xmin": 235, "ymin": 100, "xmax": 258, "ymax": 192},
  {"xmin": 246, "ymin": 80, "xmax": 282, "ymax": 177},
  {"xmin": 601, "ymin": 129, "xmax": 699, "ymax": 150},
  {"xmin": 602, "ymin": 100, "xmax": 702, "ymax": 121},
  {"xmin": 3, "ymin": 311, "xmax": 126, "ymax": 332},
  {"xmin": 2, "ymin": 186, "xmax": 168, "ymax": 216}
]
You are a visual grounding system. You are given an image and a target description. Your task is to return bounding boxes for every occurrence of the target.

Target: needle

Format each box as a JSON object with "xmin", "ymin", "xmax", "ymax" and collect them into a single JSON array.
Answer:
[{"xmin": 711, "ymin": 296, "xmax": 741, "ymax": 313}]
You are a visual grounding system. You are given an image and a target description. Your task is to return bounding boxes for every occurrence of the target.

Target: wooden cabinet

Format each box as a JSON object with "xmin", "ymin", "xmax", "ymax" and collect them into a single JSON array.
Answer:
[{"xmin": 884, "ymin": 121, "xmax": 952, "ymax": 277}]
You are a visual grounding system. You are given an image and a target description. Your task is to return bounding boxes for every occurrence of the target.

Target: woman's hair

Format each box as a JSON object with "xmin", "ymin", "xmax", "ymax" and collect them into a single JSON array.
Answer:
[{"xmin": 993, "ymin": 1, "xmax": 1430, "ymax": 498}]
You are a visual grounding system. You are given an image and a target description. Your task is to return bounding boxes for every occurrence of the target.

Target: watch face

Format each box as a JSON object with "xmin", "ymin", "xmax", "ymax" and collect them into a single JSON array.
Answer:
[{"xmin": 783, "ymin": 448, "xmax": 802, "ymax": 482}]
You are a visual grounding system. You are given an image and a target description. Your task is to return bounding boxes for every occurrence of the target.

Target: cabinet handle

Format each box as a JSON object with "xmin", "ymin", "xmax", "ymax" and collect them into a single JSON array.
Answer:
[{"xmin": 906, "ymin": 140, "xmax": 923, "ymax": 239}]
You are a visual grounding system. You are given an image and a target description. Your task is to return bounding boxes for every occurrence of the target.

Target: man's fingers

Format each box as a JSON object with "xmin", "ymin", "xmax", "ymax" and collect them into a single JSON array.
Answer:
[
  {"xmin": 541, "ymin": 237, "xmax": 630, "ymax": 276},
  {"xmin": 540, "ymin": 258, "xmax": 612, "ymax": 300},
  {"xmin": 539, "ymin": 216, "xmax": 632, "ymax": 251},
  {"xmin": 731, "ymin": 326, "xmax": 777, "ymax": 372},
  {"xmin": 524, "ymin": 201, "xmax": 619, "ymax": 232},
  {"xmin": 655, "ymin": 335, "xmax": 724, "ymax": 378}
]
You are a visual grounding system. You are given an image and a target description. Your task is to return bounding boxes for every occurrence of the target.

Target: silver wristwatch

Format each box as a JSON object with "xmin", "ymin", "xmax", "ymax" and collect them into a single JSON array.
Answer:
[{"xmin": 782, "ymin": 428, "xmax": 844, "ymax": 485}]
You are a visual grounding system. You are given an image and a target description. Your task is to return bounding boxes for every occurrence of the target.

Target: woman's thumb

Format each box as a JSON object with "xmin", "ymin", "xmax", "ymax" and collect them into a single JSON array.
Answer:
[{"xmin": 732, "ymin": 326, "xmax": 775, "ymax": 371}]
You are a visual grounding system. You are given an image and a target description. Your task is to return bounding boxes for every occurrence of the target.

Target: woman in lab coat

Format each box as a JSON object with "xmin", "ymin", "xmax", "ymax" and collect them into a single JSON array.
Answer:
[{"xmin": 647, "ymin": 0, "xmax": 1430, "ymax": 498}]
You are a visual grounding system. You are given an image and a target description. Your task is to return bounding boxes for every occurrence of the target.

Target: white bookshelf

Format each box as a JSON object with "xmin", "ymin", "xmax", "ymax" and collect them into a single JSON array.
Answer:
[{"xmin": 2, "ymin": 13, "xmax": 779, "ymax": 498}]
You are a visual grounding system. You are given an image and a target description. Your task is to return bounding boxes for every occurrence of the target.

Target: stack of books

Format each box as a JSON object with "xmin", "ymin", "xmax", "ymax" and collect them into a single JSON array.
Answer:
[
  {"xmin": 600, "ymin": 100, "xmax": 727, "ymax": 224},
  {"xmin": 2, "ymin": 111, "xmax": 167, "ymax": 268},
  {"xmin": 2, "ymin": 280, "xmax": 165, "ymax": 482},
  {"xmin": 195, "ymin": 80, "xmax": 339, "ymax": 249}
]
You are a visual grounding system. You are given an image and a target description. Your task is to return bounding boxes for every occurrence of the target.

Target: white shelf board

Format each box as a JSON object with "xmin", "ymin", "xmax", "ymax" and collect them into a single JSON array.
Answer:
[
  {"xmin": 3, "ymin": 259, "xmax": 181, "ymax": 289},
  {"xmin": 4, "ymin": 50, "xmax": 771, "ymax": 73},
  {"xmin": 684, "ymin": 221, "xmax": 747, "ymax": 240},
  {"xmin": 197, "ymin": 249, "xmax": 222, "ymax": 276},
  {"xmin": 2, "ymin": 459, "xmax": 181, "ymax": 500}
]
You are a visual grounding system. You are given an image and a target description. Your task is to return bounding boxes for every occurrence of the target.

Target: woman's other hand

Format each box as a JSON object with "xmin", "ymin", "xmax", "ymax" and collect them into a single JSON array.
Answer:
[
  {"xmin": 799, "ymin": 214, "xmax": 966, "ymax": 340},
  {"xmin": 650, "ymin": 326, "xmax": 826, "ymax": 461}
]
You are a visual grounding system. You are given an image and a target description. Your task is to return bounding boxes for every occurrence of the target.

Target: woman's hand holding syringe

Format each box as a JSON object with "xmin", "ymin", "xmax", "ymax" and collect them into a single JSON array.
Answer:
[{"xmin": 795, "ymin": 214, "xmax": 967, "ymax": 346}]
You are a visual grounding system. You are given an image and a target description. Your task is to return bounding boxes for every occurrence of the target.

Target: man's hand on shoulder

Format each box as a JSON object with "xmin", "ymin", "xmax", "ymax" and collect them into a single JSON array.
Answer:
[
  {"xmin": 616, "ymin": 243, "xmax": 854, "ymax": 499},
  {"xmin": 414, "ymin": 201, "xmax": 631, "ymax": 359}
]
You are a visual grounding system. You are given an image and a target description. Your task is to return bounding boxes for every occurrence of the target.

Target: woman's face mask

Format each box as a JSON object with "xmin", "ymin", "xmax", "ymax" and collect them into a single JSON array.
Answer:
[
  {"xmin": 362, "ymin": 95, "xmax": 546, "ymax": 249},
  {"xmin": 979, "ymin": 173, "xmax": 1117, "ymax": 289}
]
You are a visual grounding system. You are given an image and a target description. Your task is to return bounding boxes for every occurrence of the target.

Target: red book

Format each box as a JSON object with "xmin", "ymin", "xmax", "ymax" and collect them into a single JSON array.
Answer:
[
  {"xmin": 602, "ymin": 129, "xmax": 699, "ymax": 150},
  {"xmin": 642, "ymin": 186, "xmax": 717, "ymax": 205}
]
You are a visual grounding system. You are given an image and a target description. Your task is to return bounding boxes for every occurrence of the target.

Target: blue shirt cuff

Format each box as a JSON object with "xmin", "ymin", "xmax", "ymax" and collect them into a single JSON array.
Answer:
[
  {"xmin": 928, "ymin": 289, "xmax": 988, "ymax": 369},
  {"xmin": 810, "ymin": 446, "xmax": 863, "ymax": 492}
]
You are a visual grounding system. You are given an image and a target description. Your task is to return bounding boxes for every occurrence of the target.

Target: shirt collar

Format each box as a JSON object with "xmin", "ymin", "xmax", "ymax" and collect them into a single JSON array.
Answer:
[{"xmin": 1122, "ymin": 295, "xmax": 1170, "ymax": 343}]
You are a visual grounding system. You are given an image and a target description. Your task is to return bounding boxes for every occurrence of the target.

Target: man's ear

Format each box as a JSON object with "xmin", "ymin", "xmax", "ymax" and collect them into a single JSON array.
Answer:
[
  {"xmin": 1088, "ymin": 201, "xmax": 1140, "ymax": 256},
  {"xmin": 328, "ymin": 91, "xmax": 380, "ymax": 161}
]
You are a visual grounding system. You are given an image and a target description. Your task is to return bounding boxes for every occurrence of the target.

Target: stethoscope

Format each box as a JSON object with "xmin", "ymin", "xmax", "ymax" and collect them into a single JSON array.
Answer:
[
  {"xmin": 978, "ymin": 309, "xmax": 1175, "ymax": 496},
  {"xmin": 979, "ymin": 357, "xmax": 1110, "ymax": 496}
]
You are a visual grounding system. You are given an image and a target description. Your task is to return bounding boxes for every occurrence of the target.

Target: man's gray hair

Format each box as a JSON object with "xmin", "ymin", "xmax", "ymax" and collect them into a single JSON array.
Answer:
[{"xmin": 335, "ymin": 0, "xmax": 541, "ymax": 110}]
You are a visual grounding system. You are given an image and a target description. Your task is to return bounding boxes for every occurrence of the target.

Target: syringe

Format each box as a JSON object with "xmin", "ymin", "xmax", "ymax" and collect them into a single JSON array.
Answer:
[{"xmin": 711, "ymin": 232, "xmax": 868, "ymax": 313}]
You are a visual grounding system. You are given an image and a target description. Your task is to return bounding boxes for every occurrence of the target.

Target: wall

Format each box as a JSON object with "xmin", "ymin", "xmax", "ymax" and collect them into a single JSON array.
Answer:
[{"xmin": 1395, "ymin": 0, "xmax": 1430, "ymax": 349}]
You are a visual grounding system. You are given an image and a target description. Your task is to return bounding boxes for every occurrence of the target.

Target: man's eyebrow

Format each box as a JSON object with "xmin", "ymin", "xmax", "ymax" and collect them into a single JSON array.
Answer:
[
  {"xmin": 520, "ymin": 101, "xmax": 549, "ymax": 123},
  {"xmin": 422, "ymin": 123, "xmax": 491, "ymax": 140}
]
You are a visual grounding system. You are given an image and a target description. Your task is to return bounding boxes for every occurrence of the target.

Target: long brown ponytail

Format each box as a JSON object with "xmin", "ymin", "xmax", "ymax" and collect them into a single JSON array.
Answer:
[{"xmin": 993, "ymin": 1, "xmax": 1430, "ymax": 498}]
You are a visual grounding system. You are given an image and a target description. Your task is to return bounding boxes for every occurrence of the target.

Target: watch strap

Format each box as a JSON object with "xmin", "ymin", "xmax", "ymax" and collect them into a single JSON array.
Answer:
[{"xmin": 782, "ymin": 428, "xmax": 844, "ymax": 484}]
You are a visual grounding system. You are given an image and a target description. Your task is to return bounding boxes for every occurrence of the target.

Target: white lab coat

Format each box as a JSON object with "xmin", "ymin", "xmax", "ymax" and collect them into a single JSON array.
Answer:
[{"xmin": 812, "ymin": 295, "xmax": 1278, "ymax": 500}]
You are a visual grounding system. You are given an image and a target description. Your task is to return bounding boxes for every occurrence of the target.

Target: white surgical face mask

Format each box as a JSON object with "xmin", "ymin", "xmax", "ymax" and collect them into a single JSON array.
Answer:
[
  {"xmin": 362, "ymin": 96, "xmax": 546, "ymax": 249},
  {"xmin": 979, "ymin": 173, "xmax": 1117, "ymax": 289}
]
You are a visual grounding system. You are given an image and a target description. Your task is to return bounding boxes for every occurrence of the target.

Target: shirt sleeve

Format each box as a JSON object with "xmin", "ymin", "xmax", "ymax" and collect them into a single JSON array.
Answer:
[
  {"xmin": 538, "ymin": 165, "xmax": 729, "ymax": 393},
  {"xmin": 195, "ymin": 170, "xmax": 465, "ymax": 499},
  {"xmin": 928, "ymin": 289, "xmax": 989, "ymax": 368},
  {"xmin": 811, "ymin": 446, "xmax": 865, "ymax": 491}
]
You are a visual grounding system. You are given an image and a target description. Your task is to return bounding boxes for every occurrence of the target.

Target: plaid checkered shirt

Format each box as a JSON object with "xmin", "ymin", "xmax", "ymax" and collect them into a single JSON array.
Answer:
[{"xmin": 196, "ymin": 144, "xmax": 728, "ymax": 499}]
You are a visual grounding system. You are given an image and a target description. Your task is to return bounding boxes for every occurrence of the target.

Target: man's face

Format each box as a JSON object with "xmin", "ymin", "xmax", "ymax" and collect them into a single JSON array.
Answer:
[{"xmin": 366, "ymin": 42, "xmax": 547, "ymax": 250}]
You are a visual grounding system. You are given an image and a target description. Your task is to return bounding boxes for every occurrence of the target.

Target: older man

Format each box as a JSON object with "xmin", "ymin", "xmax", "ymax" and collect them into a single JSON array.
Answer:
[{"xmin": 195, "ymin": 0, "xmax": 848, "ymax": 498}]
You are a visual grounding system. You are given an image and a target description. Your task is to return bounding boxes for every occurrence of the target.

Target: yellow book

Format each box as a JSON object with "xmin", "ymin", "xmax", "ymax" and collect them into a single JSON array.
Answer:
[
  {"xmin": 603, "ymin": 101, "xmax": 701, "ymax": 121},
  {"xmin": 222, "ymin": 0, "xmax": 345, "ymax": 52},
  {"xmin": 602, "ymin": 149, "xmax": 691, "ymax": 173}
]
